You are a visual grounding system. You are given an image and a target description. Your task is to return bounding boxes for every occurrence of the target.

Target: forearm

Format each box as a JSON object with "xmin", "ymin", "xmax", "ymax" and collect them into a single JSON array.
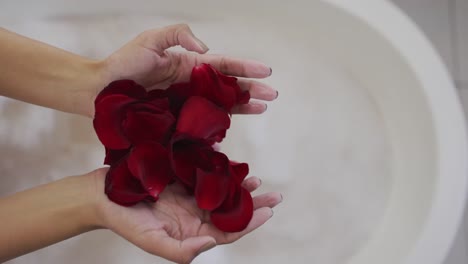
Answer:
[
  {"xmin": 0, "ymin": 28, "xmax": 106, "ymax": 116},
  {"xmin": 0, "ymin": 173, "xmax": 101, "ymax": 262}
]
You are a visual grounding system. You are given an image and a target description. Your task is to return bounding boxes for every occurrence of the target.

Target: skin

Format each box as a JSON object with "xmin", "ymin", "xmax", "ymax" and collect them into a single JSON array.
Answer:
[{"xmin": 0, "ymin": 24, "xmax": 282, "ymax": 264}]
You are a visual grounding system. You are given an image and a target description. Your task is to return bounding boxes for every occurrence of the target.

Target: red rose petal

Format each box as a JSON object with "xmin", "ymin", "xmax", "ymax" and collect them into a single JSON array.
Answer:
[
  {"xmin": 164, "ymin": 82, "xmax": 192, "ymax": 116},
  {"xmin": 94, "ymin": 95, "xmax": 134, "ymax": 149},
  {"xmin": 210, "ymin": 186, "xmax": 254, "ymax": 232},
  {"xmin": 127, "ymin": 142, "xmax": 173, "ymax": 198},
  {"xmin": 147, "ymin": 89, "xmax": 166, "ymax": 99},
  {"xmin": 122, "ymin": 110, "xmax": 175, "ymax": 144},
  {"xmin": 148, "ymin": 97, "xmax": 171, "ymax": 111},
  {"xmin": 176, "ymin": 96, "xmax": 230, "ymax": 142},
  {"xmin": 170, "ymin": 135, "xmax": 213, "ymax": 187},
  {"xmin": 128, "ymin": 101, "xmax": 167, "ymax": 114},
  {"xmin": 216, "ymin": 73, "xmax": 250, "ymax": 105},
  {"xmin": 105, "ymin": 158, "xmax": 152, "ymax": 206},
  {"xmin": 192, "ymin": 64, "xmax": 247, "ymax": 112},
  {"xmin": 195, "ymin": 169, "xmax": 230, "ymax": 210},
  {"xmin": 230, "ymin": 161, "xmax": 249, "ymax": 184},
  {"xmin": 96, "ymin": 80, "xmax": 146, "ymax": 105},
  {"xmin": 104, "ymin": 148, "xmax": 129, "ymax": 165},
  {"xmin": 194, "ymin": 151, "xmax": 230, "ymax": 210}
]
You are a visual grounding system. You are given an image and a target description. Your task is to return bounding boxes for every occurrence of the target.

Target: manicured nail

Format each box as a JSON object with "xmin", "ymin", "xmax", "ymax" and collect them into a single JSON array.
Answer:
[
  {"xmin": 195, "ymin": 37, "xmax": 209, "ymax": 52},
  {"xmin": 197, "ymin": 241, "xmax": 216, "ymax": 256},
  {"xmin": 275, "ymin": 90, "xmax": 279, "ymax": 99},
  {"xmin": 269, "ymin": 68, "xmax": 273, "ymax": 76}
]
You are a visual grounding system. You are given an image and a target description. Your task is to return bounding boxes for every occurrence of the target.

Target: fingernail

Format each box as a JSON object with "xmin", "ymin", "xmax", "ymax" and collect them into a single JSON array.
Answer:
[
  {"xmin": 195, "ymin": 38, "xmax": 209, "ymax": 52},
  {"xmin": 270, "ymin": 209, "xmax": 274, "ymax": 218},
  {"xmin": 264, "ymin": 104, "xmax": 268, "ymax": 111},
  {"xmin": 280, "ymin": 193, "xmax": 283, "ymax": 202},
  {"xmin": 198, "ymin": 241, "xmax": 216, "ymax": 255},
  {"xmin": 275, "ymin": 90, "xmax": 279, "ymax": 99},
  {"xmin": 259, "ymin": 178, "xmax": 262, "ymax": 185},
  {"xmin": 269, "ymin": 68, "xmax": 273, "ymax": 76}
]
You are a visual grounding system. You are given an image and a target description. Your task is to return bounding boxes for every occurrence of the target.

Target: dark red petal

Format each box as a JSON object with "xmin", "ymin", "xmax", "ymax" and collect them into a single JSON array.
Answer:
[
  {"xmin": 176, "ymin": 96, "xmax": 230, "ymax": 141},
  {"xmin": 127, "ymin": 142, "xmax": 173, "ymax": 198},
  {"xmin": 170, "ymin": 135, "xmax": 212, "ymax": 187},
  {"xmin": 128, "ymin": 101, "xmax": 168, "ymax": 114},
  {"xmin": 122, "ymin": 110, "xmax": 175, "ymax": 144},
  {"xmin": 148, "ymin": 97, "xmax": 170, "ymax": 111},
  {"xmin": 195, "ymin": 169, "xmax": 230, "ymax": 210},
  {"xmin": 194, "ymin": 151, "xmax": 230, "ymax": 210},
  {"xmin": 105, "ymin": 158, "xmax": 153, "ymax": 206},
  {"xmin": 147, "ymin": 89, "xmax": 166, "ymax": 99},
  {"xmin": 104, "ymin": 148, "xmax": 130, "ymax": 165},
  {"xmin": 191, "ymin": 64, "xmax": 238, "ymax": 112},
  {"xmin": 191, "ymin": 64, "xmax": 216, "ymax": 95},
  {"xmin": 210, "ymin": 186, "xmax": 254, "ymax": 232},
  {"xmin": 165, "ymin": 82, "xmax": 192, "ymax": 116},
  {"xmin": 93, "ymin": 95, "xmax": 133, "ymax": 149},
  {"xmin": 95, "ymin": 80, "xmax": 146, "ymax": 105},
  {"xmin": 237, "ymin": 90, "xmax": 250, "ymax": 105},
  {"xmin": 230, "ymin": 161, "xmax": 249, "ymax": 184}
]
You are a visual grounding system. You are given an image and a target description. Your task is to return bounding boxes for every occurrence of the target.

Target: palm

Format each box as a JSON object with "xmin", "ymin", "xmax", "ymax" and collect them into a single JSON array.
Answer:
[
  {"xmin": 124, "ymin": 183, "xmax": 217, "ymax": 243},
  {"xmin": 99, "ymin": 174, "xmax": 280, "ymax": 263},
  {"xmin": 107, "ymin": 179, "xmax": 263, "ymax": 242}
]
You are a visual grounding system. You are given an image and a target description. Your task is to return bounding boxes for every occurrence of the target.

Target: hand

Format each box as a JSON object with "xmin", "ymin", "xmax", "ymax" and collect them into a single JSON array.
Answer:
[
  {"xmin": 78, "ymin": 24, "xmax": 278, "ymax": 117},
  {"xmin": 91, "ymin": 168, "xmax": 282, "ymax": 264}
]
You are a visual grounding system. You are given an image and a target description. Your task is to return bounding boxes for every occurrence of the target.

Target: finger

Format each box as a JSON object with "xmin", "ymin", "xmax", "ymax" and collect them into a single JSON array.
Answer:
[
  {"xmin": 238, "ymin": 79, "xmax": 278, "ymax": 101},
  {"xmin": 144, "ymin": 233, "xmax": 216, "ymax": 264},
  {"xmin": 195, "ymin": 54, "xmax": 271, "ymax": 78},
  {"xmin": 141, "ymin": 24, "xmax": 209, "ymax": 54},
  {"xmin": 252, "ymin": 192, "xmax": 283, "ymax": 210},
  {"xmin": 232, "ymin": 101, "xmax": 268, "ymax": 114},
  {"xmin": 241, "ymin": 176, "xmax": 262, "ymax": 192}
]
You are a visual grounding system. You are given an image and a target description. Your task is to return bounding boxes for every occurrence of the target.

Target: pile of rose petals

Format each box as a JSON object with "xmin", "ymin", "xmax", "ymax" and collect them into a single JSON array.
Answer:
[{"xmin": 93, "ymin": 64, "xmax": 253, "ymax": 232}]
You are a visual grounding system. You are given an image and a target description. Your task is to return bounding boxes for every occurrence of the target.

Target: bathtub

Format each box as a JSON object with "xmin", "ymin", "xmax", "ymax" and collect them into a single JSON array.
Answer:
[{"xmin": 0, "ymin": 0, "xmax": 466, "ymax": 264}]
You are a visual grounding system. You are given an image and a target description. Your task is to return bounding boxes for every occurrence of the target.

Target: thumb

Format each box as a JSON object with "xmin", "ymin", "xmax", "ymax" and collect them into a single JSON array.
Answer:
[
  {"xmin": 141, "ymin": 24, "xmax": 209, "ymax": 54},
  {"xmin": 149, "ymin": 235, "xmax": 216, "ymax": 264}
]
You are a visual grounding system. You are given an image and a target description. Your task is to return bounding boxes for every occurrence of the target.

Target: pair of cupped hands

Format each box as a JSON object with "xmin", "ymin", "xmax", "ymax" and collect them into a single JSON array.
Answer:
[{"xmin": 80, "ymin": 24, "xmax": 282, "ymax": 264}]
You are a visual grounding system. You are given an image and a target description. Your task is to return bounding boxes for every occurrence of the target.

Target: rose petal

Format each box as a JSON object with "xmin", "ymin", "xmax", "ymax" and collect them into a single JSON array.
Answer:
[
  {"xmin": 194, "ymin": 151, "xmax": 230, "ymax": 210},
  {"xmin": 192, "ymin": 64, "xmax": 245, "ymax": 112},
  {"xmin": 164, "ymin": 82, "xmax": 192, "ymax": 116},
  {"xmin": 210, "ymin": 186, "xmax": 254, "ymax": 232},
  {"xmin": 147, "ymin": 89, "xmax": 166, "ymax": 99},
  {"xmin": 230, "ymin": 161, "xmax": 249, "ymax": 184},
  {"xmin": 96, "ymin": 80, "xmax": 146, "ymax": 105},
  {"xmin": 170, "ymin": 135, "xmax": 213, "ymax": 188},
  {"xmin": 105, "ymin": 158, "xmax": 153, "ymax": 206},
  {"xmin": 104, "ymin": 148, "xmax": 129, "ymax": 165},
  {"xmin": 127, "ymin": 142, "xmax": 173, "ymax": 198},
  {"xmin": 195, "ymin": 169, "xmax": 230, "ymax": 210},
  {"xmin": 122, "ymin": 109, "xmax": 175, "ymax": 144},
  {"xmin": 176, "ymin": 96, "xmax": 230, "ymax": 142},
  {"xmin": 94, "ymin": 95, "xmax": 134, "ymax": 149},
  {"xmin": 149, "ymin": 97, "xmax": 171, "ymax": 111}
]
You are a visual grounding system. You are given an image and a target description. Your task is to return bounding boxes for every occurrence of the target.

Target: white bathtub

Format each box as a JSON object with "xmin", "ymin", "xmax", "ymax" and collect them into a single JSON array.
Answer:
[{"xmin": 0, "ymin": 0, "xmax": 466, "ymax": 264}]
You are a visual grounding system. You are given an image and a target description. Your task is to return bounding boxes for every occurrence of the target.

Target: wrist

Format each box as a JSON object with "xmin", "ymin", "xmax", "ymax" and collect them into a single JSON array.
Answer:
[
  {"xmin": 70, "ymin": 59, "xmax": 109, "ymax": 118},
  {"xmin": 60, "ymin": 174, "xmax": 100, "ymax": 232},
  {"xmin": 77, "ymin": 168, "xmax": 110, "ymax": 230}
]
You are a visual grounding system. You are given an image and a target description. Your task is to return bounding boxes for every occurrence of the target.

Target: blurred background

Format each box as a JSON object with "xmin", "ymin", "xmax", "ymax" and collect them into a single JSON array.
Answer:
[
  {"xmin": 389, "ymin": 0, "xmax": 468, "ymax": 263},
  {"xmin": 0, "ymin": 0, "xmax": 466, "ymax": 263}
]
